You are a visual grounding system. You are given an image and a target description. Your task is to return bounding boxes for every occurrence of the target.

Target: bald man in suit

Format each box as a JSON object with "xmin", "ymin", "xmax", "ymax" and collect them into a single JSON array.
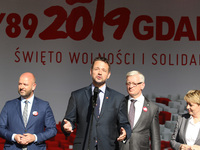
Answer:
[{"xmin": 0, "ymin": 72, "xmax": 57, "ymax": 150}]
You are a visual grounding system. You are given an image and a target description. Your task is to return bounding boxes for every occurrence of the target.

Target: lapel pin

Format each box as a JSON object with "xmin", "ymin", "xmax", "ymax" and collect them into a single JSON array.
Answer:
[
  {"xmin": 33, "ymin": 111, "xmax": 38, "ymax": 116},
  {"xmin": 143, "ymin": 107, "xmax": 148, "ymax": 112}
]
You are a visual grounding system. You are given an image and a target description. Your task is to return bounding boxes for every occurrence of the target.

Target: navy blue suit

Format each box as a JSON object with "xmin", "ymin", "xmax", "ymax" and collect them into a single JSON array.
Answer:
[
  {"xmin": 0, "ymin": 97, "xmax": 57, "ymax": 150},
  {"xmin": 61, "ymin": 85, "xmax": 131, "ymax": 150}
]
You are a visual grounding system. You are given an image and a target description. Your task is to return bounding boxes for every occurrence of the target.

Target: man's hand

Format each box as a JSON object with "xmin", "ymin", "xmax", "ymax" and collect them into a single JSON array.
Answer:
[
  {"xmin": 14, "ymin": 133, "xmax": 35, "ymax": 145},
  {"xmin": 117, "ymin": 127, "xmax": 126, "ymax": 141},
  {"xmin": 21, "ymin": 133, "xmax": 35, "ymax": 145},
  {"xmin": 14, "ymin": 134, "xmax": 24, "ymax": 144},
  {"xmin": 63, "ymin": 119, "xmax": 73, "ymax": 133}
]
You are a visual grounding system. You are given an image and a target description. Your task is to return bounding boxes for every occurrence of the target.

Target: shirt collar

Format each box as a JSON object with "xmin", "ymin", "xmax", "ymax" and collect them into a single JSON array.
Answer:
[
  {"xmin": 21, "ymin": 94, "xmax": 34, "ymax": 104},
  {"xmin": 129, "ymin": 94, "xmax": 144, "ymax": 103},
  {"xmin": 92, "ymin": 84, "xmax": 106, "ymax": 94},
  {"xmin": 189, "ymin": 116, "xmax": 200, "ymax": 125}
]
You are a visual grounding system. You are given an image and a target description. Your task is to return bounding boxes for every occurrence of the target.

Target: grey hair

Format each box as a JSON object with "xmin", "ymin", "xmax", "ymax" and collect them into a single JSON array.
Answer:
[{"xmin": 126, "ymin": 70, "xmax": 145, "ymax": 82}]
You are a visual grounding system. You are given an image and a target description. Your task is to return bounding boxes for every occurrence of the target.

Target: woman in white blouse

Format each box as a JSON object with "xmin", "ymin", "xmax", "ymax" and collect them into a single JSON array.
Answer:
[{"xmin": 170, "ymin": 90, "xmax": 200, "ymax": 150}]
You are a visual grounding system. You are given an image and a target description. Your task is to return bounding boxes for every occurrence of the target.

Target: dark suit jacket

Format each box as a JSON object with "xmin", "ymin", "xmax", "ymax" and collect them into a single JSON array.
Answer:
[
  {"xmin": 0, "ymin": 97, "xmax": 57, "ymax": 150},
  {"xmin": 170, "ymin": 113, "xmax": 200, "ymax": 150},
  {"xmin": 121, "ymin": 96, "xmax": 160, "ymax": 150},
  {"xmin": 61, "ymin": 85, "xmax": 131, "ymax": 150}
]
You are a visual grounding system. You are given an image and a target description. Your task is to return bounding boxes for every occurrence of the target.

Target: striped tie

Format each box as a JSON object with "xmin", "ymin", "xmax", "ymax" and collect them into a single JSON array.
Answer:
[
  {"xmin": 22, "ymin": 100, "xmax": 28, "ymax": 150},
  {"xmin": 23, "ymin": 100, "xmax": 28, "ymax": 127}
]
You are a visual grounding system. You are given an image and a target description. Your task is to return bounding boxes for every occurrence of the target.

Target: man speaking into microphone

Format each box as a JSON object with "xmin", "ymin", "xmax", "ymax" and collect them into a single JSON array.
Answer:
[{"xmin": 61, "ymin": 57, "xmax": 131, "ymax": 150}]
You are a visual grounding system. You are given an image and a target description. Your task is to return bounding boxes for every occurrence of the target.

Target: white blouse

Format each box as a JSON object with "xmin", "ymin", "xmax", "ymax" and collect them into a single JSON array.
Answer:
[{"xmin": 185, "ymin": 116, "xmax": 200, "ymax": 146}]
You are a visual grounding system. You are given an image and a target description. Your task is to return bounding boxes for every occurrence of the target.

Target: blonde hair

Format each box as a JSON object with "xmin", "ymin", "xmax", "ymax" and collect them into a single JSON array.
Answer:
[{"xmin": 184, "ymin": 90, "xmax": 200, "ymax": 105}]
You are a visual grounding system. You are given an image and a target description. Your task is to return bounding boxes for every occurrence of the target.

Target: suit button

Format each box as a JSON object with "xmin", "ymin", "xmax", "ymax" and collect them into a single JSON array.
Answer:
[{"xmin": 24, "ymin": 130, "xmax": 27, "ymax": 132}]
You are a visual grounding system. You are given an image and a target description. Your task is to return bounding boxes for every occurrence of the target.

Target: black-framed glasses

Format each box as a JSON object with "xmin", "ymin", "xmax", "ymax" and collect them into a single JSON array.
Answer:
[{"xmin": 126, "ymin": 82, "xmax": 143, "ymax": 87}]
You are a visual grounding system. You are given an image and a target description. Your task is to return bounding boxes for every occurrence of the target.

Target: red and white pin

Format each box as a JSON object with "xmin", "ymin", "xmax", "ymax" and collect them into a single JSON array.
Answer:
[
  {"xmin": 143, "ymin": 107, "xmax": 148, "ymax": 112},
  {"xmin": 33, "ymin": 111, "xmax": 38, "ymax": 116}
]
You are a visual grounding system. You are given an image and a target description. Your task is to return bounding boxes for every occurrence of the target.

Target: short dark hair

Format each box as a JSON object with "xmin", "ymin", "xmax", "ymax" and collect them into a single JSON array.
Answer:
[{"xmin": 91, "ymin": 57, "xmax": 111, "ymax": 71}]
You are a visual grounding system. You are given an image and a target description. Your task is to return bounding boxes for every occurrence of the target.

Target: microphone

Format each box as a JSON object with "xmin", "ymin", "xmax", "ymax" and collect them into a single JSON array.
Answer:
[
  {"xmin": 93, "ymin": 87, "xmax": 99, "ymax": 107},
  {"xmin": 88, "ymin": 87, "xmax": 99, "ymax": 150}
]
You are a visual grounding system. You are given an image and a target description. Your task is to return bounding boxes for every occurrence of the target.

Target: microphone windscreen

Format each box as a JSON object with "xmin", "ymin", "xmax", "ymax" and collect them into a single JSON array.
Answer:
[{"xmin": 94, "ymin": 87, "xmax": 99, "ymax": 94}]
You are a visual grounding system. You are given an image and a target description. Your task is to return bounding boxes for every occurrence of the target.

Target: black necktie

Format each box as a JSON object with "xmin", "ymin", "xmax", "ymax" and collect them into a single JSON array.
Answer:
[{"xmin": 129, "ymin": 99, "xmax": 137, "ymax": 129}]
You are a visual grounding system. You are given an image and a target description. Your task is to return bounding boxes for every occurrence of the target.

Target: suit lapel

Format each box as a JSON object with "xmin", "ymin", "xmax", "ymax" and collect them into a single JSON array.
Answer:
[
  {"xmin": 26, "ymin": 97, "xmax": 39, "ymax": 128},
  {"xmin": 84, "ymin": 85, "xmax": 92, "ymax": 103},
  {"xmin": 179, "ymin": 115, "xmax": 189, "ymax": 144},
  {"xmin": 16, "ymin": 97, "xmax": 25, "ymax": 126},
  {"xmin": 84, "ymin": 85, "xmax": 99, "ymax": 121},
  {"xmin": 195, "ymin": 129, "xmax": 200, "ymax": 144},
  {"xmin": 98, "ymin": 87, "xmax": 110, "ymax": 120},
  {"xmin": 133, "ymin": 98, "xmax": 149, "ymax": 129},
  {"xmin": 183, "ymin": 118, "xmax": 189, "ymax": 143},
  {"xmin": 125, "ymin": 96, "xmax": 129, "ymax": 114}
]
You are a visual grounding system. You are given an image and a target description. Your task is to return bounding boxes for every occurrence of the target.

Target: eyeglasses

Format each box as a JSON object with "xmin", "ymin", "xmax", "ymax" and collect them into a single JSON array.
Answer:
[{"xmin": 126, "ymin": 82, "xmax": 143, "ymax": 87}]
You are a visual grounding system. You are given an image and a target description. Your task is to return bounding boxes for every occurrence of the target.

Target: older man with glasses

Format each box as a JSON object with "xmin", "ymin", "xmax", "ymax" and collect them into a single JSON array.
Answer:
[{"xmin": 120, "ymin": 70, "xmax": 161, "ymax": 150}]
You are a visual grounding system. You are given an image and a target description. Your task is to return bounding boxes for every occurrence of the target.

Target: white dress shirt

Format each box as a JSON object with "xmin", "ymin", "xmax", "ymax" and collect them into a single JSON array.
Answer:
[
  {"xmin": 185, "ymin": 116, "xmax": 200, "ymax": 146},
  {"xmin": 21, "ymin": 95, "xmax": 34, "ymax": 121},
  {"xmin": 128, "ymin": 94, "xmax": 144, "ymax": 127},
  {"xmin": 92, "ymin": 84, "xmax": 106, "ymax": 114}
]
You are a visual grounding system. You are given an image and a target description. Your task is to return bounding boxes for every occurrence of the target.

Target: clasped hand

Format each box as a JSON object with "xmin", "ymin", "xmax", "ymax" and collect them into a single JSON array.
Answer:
[
  {"xmin": 15, "ymin": 133, "xmax": 35, "ymax": 145},
  {"xmin": 180, "ymin": 144, "xmax": 200, "ymax": 150}
]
